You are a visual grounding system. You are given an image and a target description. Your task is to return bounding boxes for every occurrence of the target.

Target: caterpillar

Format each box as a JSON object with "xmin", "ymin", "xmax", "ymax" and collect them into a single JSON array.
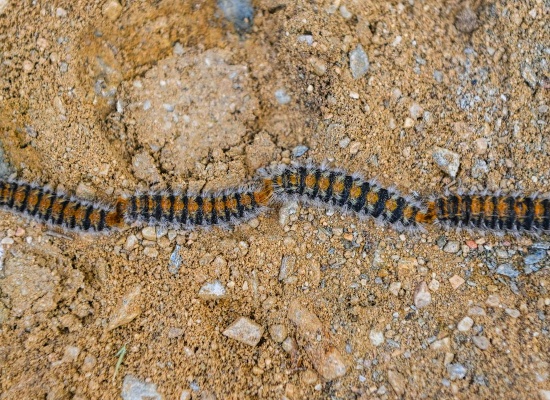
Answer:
[
  {"xmin": 118, "ymin": 180, "xmax": 273, "ymax": 229},
  {"xmin": 262, "ymin": 164, "xmax": 435, "ymax": 231},
  {"xmin": 0, "ymin": 179, "xmax": 124, "ymax": 232},
  {"xmin": 1, "ymin": 164, "xmax": 550, "ymax": 236},
  {"xmin": 430, "ymin": 193, "xmax": 550, "ymax": 234}
]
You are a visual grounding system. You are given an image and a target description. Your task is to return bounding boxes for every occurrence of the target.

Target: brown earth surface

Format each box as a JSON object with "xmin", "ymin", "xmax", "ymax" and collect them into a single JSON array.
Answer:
[{"xmin": 0, "ymin": 0, "xmax": 549, "ymax": 399}]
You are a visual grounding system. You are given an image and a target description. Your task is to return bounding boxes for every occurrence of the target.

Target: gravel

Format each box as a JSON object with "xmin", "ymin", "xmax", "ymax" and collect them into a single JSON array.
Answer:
[
  {"xmin": 217, "ymin": 0, "xmax": 254, "ymax": 33},
  {"xmin": 432, "ymin": 147, "xmax": 460, "ymax": 178},
  {"xmin": 369, "ymin": 330, "xmax": 384, "ymax": 346},
  {"xmin": 107, "ymin": 285, "xmax": 142, "ymax": 331},
  {"xmin": 447, "ymin": 363, "xmax": 468, "ymax": 380},
  {"xmin": 349, "ymin": 44, "xmax": 369, "ymax": 79},
  {"xmin": 223, "ymin": 317, "xmax": 264, "ymax": 346},
  {"xmin": 413, "ymin": 281, "xmax": 432, "ymax": 308},
  {"xmin": 288, "ymin": 300, "xmax": 347, "ymax": 380},
  {"xmin": 198, "ymin": 280, "xmax": 227, "ymax": 300},
  {"xmin": 121, "ymin": 375, "xmax": 162, "ymax": 400}
]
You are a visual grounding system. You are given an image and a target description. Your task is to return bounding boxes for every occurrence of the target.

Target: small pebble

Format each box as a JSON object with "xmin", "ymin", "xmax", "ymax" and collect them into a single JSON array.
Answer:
[
  {"xmin": 468, "ymin": 306, "xmax": 486, "ymax": 316},
  {"xmin": 143, "ymin": 247, "xmax": 158, "ymax": 258},
  {"xmin": 121, "ymin": 375, "xmax": 162, "ymax": 400},
  {"xmin": 107, "ymin": 285, "xmax": 142, "ymax": 331},
  {"xmin": 472, "ymin": 336, "xmax": 490, "ymax": 350},
  {"xmin": 339, "ymin": 5, "xmax": 352, "ymax": 19},
  {"xmin": 430, "ymin": 337, "xmax": 451, "ymax": 352},
  {"xmin": 486, "ymin": 295, "xmax": 500, "ymax": 308},
  {"xmin": 56, "ymin": 7, "xmax": 67, "ymax": 17},
  {"xmin": 403, "ymin": 118, "xmax": 415, "ymax": 128},
  {"xmin": 223, "ymin": 317, "xmax": 264, "ymax": 346},
  {"xmin": 168, "ymin": 327, "xmax": 184, "ymax": 338},
  {"xmin": 292, "ymin": 145, "xmax": 309, "ymax": 158},
  {"xmin": 454, "ymin": 7, "xmax": 478, "ymax": 33},
  {"xmin": 349, "ymin": 44, "xmax": 369, "ymax": 79},
  {"xmin": 180, "ymin": 390, "xmax": 192, "ymax": 400},
  {"xmin": 369, "ymin": 330, "xmax": 384, "ymax": 346},
  {"xmin": 269, "ymin": 324, "xmax": 288, "ymax": 343},
  {"xmin": 474, "ymin": 138, "xmax": 488, "ymax": 154},
  {"xmin": 387, "ymin": 370, "xmax": 406, "ymax": 396},
  {"xmin": 414, "ymin": 281, "xmax": 432, "ymax": 308},
  {"xmin": 428, "ymin": 279, "xmax": 440, "ymax": 291},
  {"xmin": 102, "ymin": 0, "xmax": 123, "ymax": 21},
  {"xmin": 141, "ymin": 227, "xmax": 157, "ymax": 241},
  {"xmin": 0, "ymin": 237, "xmax": 14, "ymax": 245},
  {"xmin": 198, "ymin": 280, "xmax": 227, "ymax": 300},
  {"xmin": 62, "ymin": 346, "xmax": 81, "ymax": 363},
  {"xmin": 389, "ymin": 282, "xmax": 401, "ymax": 296},
  {"xmin": 447, "ymin": 363, "xmax": 467, "ymax": 380},
  {"xmin": 505, "ymin": 308, "xmax": 520, "ymax": 318},
  {"xmin": 409, "ymin": 103, "xmax": 423, "ymax": 119},
  {"xmin": 298, "ymin": 35, "xmax": 314, "ymax": 45},
  {"xmin": 449, "ymin": 275, "xmax": 465, "ymax": 290},
  {"xmin": 279, "ymin": 201, "xmax": 298, "ymax": 226},
  {"xmin": 309, "ymin": 57, "xmax": 327, "ymax": 76},
  {"xmin": 168, "ymin": 245, "xmax": 183, "ymax": 275},
  {"xmin": 432, "ymin": 147, "xmax": 460, "ymax": 178},
  {"xmin": 443, "ymin": 241, "xmax": 460, "ymax": 253},
  {"xmin": 282, "ymin": 337, "xmax": 298, "ymax": 355},
  {"xmin": 288, "ymin": 300, "xmax": 347, "ymax": 380},
  {"xmin": 496, "ymin": 263, "xmax": 520, "ymax": 279},
  {"xmin": 81, "ymin": 355, "xmax": 97, "ymax": 372},
  {"xmin": 520, "ymin": 62, "xmax": 539, "ymax": 89},
  {"xmin": 275, "ymin": 88, "xmax": 291, "ymax": 105},
  {"xmin": 457, "ymin": 316, "xmax": 474, "ymax": 332},
  {"xmin": 125, "ymin": 235, "xmax": 138, "ymax": 251},
  {"xmin": 349, "ymin": 141, "xmax": 361, "ymax": 155}
]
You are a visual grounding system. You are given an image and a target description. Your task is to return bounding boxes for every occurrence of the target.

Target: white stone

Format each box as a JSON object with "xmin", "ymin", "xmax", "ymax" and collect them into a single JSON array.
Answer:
[
  {"xmin": 121, "ymin": 374, "xmax": 162, "ymax": 400},
  {"xmin": 432, "ymin": 146, "xmax": 460, "ymax": 178},
  {"xmin": 198, "ymin": 280, "xmax": 227, "ymax": 300},
  {"xmin": 414, "ymin": 281, "xmax": 432, "ymax": 308},
  {"xmin": 141, "ymin": 227, "xmax": 157, "ymax": 241},
  {"xmin": 102, "ymin": 0, "xmax": 123, "ymax": 21},
  {"xmin": 369, "ymin": 330, "xmax": 384, "ymax": 346},
  {"xmin": 223, "ymin": 317, "xmax": 264, "ymax": 346},
  {"xmin": 457, "ymin": 316, "xmax": 474, "ymax": 332}
]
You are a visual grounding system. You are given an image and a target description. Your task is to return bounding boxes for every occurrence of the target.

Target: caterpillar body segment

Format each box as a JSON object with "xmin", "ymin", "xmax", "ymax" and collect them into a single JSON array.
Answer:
[
  {"xmin": 0, "ymin": 179, "xmax": 123, "ymax": 232},
  {"xmin": 120, "ymin": 182, "xmax": 274, "ymax": 229},
  {"xmin": 432, "ymin": 193, "xmax": 550, "ymax": 234},
  {"xmin": 261, "ymin": 164, "xmax": 430, "ymax": 231}
]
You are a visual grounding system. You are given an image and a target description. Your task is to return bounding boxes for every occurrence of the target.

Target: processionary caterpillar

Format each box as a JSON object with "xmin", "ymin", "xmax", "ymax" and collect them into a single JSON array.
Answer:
[
  {"xmin": 0, "ymin": 180, "xmax": 124, "ymax": 232},
  {"xmin": 1, "ymin": 163, "xmax": 549, "ymax": 236}
]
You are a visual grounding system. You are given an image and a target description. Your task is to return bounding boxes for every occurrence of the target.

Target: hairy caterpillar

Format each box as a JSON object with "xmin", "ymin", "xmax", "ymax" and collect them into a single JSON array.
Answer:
[
  {"xmin": 0, "ymin": 180, "xmax": 124, "ymax": 232},
  {"xmin": 430, "ymin": 193, "xmax": 550, "ymax": 234},
  {"xmin": 262, "ymin": 164, "xmax": 435, "ymax": 231},
  {"xmin": 2, "ymin": 164, "xmax": 550, "ymax": 236},
  {"xmin": 118, "ymin": 180, "xmax": 274, "ymax": 229}
]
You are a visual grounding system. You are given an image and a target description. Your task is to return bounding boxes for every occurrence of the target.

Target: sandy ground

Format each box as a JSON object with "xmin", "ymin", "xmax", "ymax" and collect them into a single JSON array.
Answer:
[{"xmin": 0, "ymin": 0, "xmax": 549, "ymax": 399}]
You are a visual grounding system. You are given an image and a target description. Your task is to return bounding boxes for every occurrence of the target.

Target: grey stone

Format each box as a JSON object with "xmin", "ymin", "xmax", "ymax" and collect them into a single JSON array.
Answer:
[{"xmin": 349, "ymin": 45, "xmax": 369, "ymax": 79}]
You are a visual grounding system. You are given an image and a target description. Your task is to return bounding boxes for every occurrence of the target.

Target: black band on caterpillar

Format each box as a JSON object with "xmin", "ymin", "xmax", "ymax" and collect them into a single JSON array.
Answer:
[
  {"xmin": 432, "ymin": 193, "xmax": 550, "ymax": 234},
  {"xmin": 0, "ymin": 179, "xmax": 124, "ymax": 232},
  {"xmin": 119, "ymin": 183, "xmax": 273, "ymax": 229},
  {"xmin": 261, "ymin": 164, "xmax": 427, "ymax": 231}
]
